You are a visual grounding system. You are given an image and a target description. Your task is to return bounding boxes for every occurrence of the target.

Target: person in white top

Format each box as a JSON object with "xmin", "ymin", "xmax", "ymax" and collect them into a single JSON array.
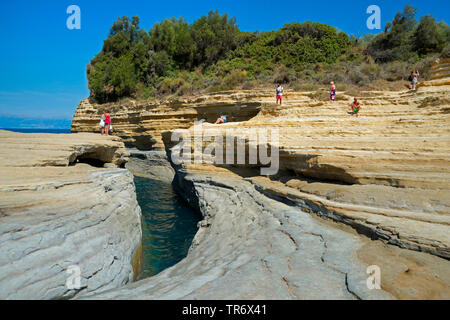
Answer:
[{"xmin": 276, "ymin": 83, "xmax": 284, "ymax": 105}]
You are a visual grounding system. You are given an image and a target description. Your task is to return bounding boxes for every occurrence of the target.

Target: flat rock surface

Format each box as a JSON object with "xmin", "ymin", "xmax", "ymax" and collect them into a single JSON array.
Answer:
[
  {"xmin": 0, "ymin": 130, "xmax": 142, "ymax": 299},
  {"xmin": 0, "ymin": 130, "xmax": 129, "ymax": 168}
]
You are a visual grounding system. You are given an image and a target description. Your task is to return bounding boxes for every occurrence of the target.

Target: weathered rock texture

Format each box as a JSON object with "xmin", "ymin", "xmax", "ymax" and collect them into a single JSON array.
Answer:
[
  {"xmin": 72, "ymin": 76, "xmax": 450, "ymax": 299},
  {"xmin": 125, "ymin": 149, "xmax": 175, "ymax": 183},
  {"xmin": 0, "ymin": 130, "xmax": 142, "ymax": 299},
  {"xmin": 161, "ymin": 83, "xmax": 450, "ymax": 260},
  {"xmin": 418, "ymin": 58, "xmax": 450, "ymax": 88},
  {"xmin": 88, "ymin": 168, "xmax": 391, "ymax": 299},
  {"xmin": 89, "ymin": 166, "xmax": 450, "ymax": 300},
  {"xmin": 71, "ymin": 94, "xmax": 263, "ymax": 149}
]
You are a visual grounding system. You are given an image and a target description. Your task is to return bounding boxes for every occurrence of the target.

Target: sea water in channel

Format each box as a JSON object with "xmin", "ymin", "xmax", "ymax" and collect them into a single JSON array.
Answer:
[{"xmin": 133, "ymin": 176, "xmax": 201, "ymax": 279}]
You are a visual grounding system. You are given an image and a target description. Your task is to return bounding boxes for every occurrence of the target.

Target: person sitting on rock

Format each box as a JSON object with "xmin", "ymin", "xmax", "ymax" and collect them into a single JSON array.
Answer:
[
  {"xmin": 214, "ymin": 115, "xmax": 228, "ymax": 124},
  {"xmin": 350, "ymin": 98, "xmax": 361, "ymax": 116}
]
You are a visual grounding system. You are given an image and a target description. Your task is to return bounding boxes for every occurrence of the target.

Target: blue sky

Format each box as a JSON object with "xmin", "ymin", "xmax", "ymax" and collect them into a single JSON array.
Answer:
[{"xmin": 0, "ymin": 0, "xmax": 449, "ymax": 128}]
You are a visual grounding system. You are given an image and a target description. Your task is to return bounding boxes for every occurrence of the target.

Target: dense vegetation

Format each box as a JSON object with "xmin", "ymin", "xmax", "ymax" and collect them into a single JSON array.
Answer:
[{"xmin": 87, "ymin": 5, "xmax": 450, "ymax": 103}]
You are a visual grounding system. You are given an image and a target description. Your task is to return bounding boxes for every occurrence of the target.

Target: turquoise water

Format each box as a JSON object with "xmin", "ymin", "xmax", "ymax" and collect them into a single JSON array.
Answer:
[
  {"xmin": 133, "ymin": 176, "xmax": 201, "ymax": 279},
  {"xmin": 1, "ymin": 128, "xmax": 71, "ymax": 134}
]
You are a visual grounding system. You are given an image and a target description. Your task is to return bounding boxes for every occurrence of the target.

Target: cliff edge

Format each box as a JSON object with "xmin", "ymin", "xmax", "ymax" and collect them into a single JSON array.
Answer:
[{"xmin": 0, "ymin": 130, "xmax": 142, "ymax": 299}]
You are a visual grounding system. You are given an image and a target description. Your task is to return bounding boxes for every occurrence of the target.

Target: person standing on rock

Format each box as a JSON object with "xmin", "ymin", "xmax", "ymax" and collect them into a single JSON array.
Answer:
[
  {"xmin": 330, "ymin": 82, "xmax": 337, "ymax": 101},
  {"xmin": 411, "ymin": 70, "xmax": 420, "ymax": 91},
  {"xmin": 99, "ymin": 113, "xmax": 106, "ymax": 135},
  {"xmin": 104, "ymin": 110, "xmax": 111, "ymax": 136},
  {"xmin": 276, "ymin": 83, "xmax": 284, "ymax": 105}
]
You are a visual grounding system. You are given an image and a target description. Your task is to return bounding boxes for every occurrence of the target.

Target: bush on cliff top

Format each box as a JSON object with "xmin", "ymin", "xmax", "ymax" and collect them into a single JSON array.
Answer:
[{"xmin": 87, "ymin": 6, "xmax": 450, "ymax": 103}]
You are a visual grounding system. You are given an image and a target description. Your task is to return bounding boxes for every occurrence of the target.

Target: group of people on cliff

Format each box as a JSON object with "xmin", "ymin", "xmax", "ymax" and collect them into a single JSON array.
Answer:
[
  {"xmin": 273, "ymin": 68, "xmax": 419, "ymax": 116},
  {"xmin": 98, "ymin": 71, "xmax": 421, "ymax": 134},
  {"xmin": 99, "ymin": 110, "xmax": 112, "ymax": 136},
  {"xmin": 276, "ymin": 82, "xmax": 361, "ymax": 116}
]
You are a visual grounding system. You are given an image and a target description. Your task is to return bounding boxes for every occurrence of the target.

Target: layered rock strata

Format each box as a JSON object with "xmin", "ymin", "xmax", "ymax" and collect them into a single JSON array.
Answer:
[
  {"xmin": 125, "ymin": 149, "xmax": 175, "ymax": 183},
  {"xmin": 89, "ymin": 166, "xmax": 450, "ymax": 300},
  {"xmin": 0, "ymin": 130, "xmax": 142, "ymax": 299},
  {"xmin": 72, "ymin": 77, "xmax": 450, "ymax": 299},
  {"xmin": 161, "ymin": 83, "xmax": 450, "ymax": 259},
  {"xmin": 89, "ymin": 168, "xmax": 391, "ymax": 299},
  {"xmin": 418, "ymin": 58, "xmax": 450, "ymax": 88},
  {"xmin": 71, "ymin": 93, "xmax": 264, "ymax": 149}
]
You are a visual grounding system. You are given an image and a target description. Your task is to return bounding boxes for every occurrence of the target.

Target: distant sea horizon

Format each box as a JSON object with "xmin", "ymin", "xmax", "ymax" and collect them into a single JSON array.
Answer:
[{"xmin": 0, "ymin": 128, "xmax": 71, "ymax": 134}]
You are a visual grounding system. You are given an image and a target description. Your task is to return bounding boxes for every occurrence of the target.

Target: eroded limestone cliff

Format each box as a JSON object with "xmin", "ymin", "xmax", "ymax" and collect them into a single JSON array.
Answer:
[
  {"xmin": 71, "ymin": 93, "xmax": 263, "ymax": 149},
  {"xmin": 72, "ymin": 65, "xmax": 450, "ymax": 299},
  {"xmin": 0, "ymin": 131, "xmax": 142, "ymax": 299},
  {"xmin": 418, "ymin": 58, "xmax": 450, "ymax": 88},
  {"xmin": 158, "ymin": 75, "xmax": 450, "ymax": 260}
]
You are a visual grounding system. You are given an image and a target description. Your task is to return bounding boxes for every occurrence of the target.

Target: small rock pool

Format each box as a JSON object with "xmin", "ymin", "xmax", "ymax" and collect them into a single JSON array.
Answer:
[{"xmin": 133, "ymin": 176, "xmax": 202, "ymax": 279}]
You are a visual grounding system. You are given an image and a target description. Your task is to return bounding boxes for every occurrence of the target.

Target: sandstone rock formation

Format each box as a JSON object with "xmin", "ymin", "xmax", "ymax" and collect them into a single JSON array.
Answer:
[
  {"xmin": 89, "ymin": 166, "xmax": 449, "ymax": 300},
  {"xmin": 72, "ymin": 77, "xmax": 450, "ymax": 299},
  {"xmin": 125, "ymin": 149, "xmax": 175, "ymax": 183},
  {"xmin": 71, "ymin": 94, "xmax": 263, "ymax": 150},
  {"xmin": 160, "ymin": 84, "xmax": 450, "ymax": 259},
  {"xmin": 418, "ymin": 58, "xmax": 450, "ymax": 88},
  {"xmin": 0, "ymin": 130, "xmax": 142, "ymax": 299},
  {"xmin": 88, "ymin": 168, "xmax": 391, "ymax": 299}
]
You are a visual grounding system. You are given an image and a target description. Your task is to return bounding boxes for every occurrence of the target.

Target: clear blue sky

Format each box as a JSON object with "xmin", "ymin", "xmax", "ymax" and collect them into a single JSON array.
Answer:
[{"xmin": 0, "ymin": 0, "xmax": 448, "ymax": 128}]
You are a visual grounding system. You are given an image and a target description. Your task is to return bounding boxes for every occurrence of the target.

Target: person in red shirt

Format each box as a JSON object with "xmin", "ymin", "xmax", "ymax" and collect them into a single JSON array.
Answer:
[{"xmin": 103, "ymin": 110, "xmax": 111, "ymax": 136}]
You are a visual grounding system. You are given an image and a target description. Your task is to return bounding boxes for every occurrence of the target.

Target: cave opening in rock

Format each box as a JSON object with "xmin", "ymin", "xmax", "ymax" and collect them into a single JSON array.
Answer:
[
  {"xmin": 195, "ymin": 102, "xmax": 262, "ymax": 124},
  {"xmin": 78, "ymin": 158, "xmax": 107, "ymax": 168},
  {"xmin": 69, "ymin": 155, "xmax": 107, "ymax": 168}
]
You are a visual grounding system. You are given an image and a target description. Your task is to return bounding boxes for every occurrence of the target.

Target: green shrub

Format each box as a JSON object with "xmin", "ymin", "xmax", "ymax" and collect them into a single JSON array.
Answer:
[
  {"xmin": 382, "ymin": 61, "xmax": 410, "ymax": 81},
  {"xmin": 135, "ymin": 83, "xmax": 156, "ymax": 101},
  {"xmin": 413, "ymin": 15, "xmax": 449, "ymax": 55},
  {"xmin": 441, "ymin": 45, "xmax": 450, "ymax": 58},
  {"xmin": 293, "ymin": 82, "xmax": 319, "ymax": 91},
  {"xmin": 87, "ymin": 6, "xmax": 450, "ymax": 102},
  {"xmin": 242, "ymin": 81, "xmax": 256, "ymax": 90},
  {"xmin": 222, "ymin": 70, "xmax": 248, "ymax": 89},
  {"xmin": 272, "ymin": 65, "xmax": 297, "ymax": 84},
  {"xmin": 159, "ymin": 77, "xmax": 186, "ymax": 95},
  {"xmin": 177, "ymin": 82, "xmax": 193, "ymax": 96}
]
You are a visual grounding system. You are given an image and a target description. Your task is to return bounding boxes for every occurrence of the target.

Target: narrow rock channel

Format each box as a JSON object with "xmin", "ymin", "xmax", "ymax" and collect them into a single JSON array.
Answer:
[
  {"xmin": 90, "ymin": 145, "xmax": 450, "ymax": 300},
  {"xmin": 133, "ymin": 176, "xmax": 201, "ymax": 280}
]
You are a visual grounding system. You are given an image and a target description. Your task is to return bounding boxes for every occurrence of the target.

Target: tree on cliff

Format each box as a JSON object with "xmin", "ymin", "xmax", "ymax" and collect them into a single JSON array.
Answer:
[
  {"xmin": 191, "ymin": 10, "xmax": 239, "ymax": 66},
  {"xmin": 86, "ymin": 6, "xmax": 449, "ymax": 104},
  {"xmin": 87, "ymin": 16, "xmax": 148, "ymax": 102},
  {"xmin": 366, "ymin": 5, "xmax": 418, "ymax": 62},
  {"xmin": 413, "ymin": 15, "xmax": 450, "ymax": 56},
  {"xmin": 87, "ymin": 11, "xmax": 241, "ymax": 103}
]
